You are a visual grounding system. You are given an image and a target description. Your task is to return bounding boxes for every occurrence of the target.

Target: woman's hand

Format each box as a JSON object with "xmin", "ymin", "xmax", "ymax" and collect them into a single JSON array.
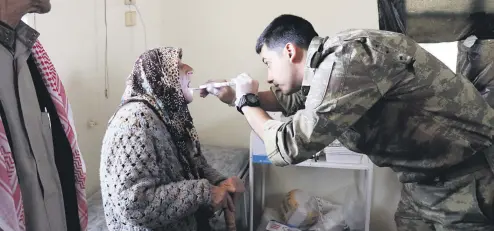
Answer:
[
  {"xmin": 219, "ymin": 176, "xmax": 245, "ymax": 193},
  {"xmin": 224, "ymin": 194, "xmax": 237, "ymax": 231},
  {"xmin": 210, "ymin": 185, "xmax": 230, "ymax": 211},
  {"xmin": 218, "ymin": 176, "xmax": 245, "ymax": 211},
  {"xmin": 211, "ymin": 184, "xmax": 238, "ymax": 231}
]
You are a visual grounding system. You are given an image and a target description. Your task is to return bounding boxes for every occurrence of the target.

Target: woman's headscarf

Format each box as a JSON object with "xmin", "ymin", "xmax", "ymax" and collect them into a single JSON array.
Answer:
[{"xmin": 120, "ymin": 47, "xmax": 201, "ymax": 180}]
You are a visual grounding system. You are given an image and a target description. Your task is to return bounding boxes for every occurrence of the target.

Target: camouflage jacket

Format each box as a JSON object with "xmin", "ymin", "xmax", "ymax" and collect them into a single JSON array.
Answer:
[{"xmin": 264, "ymin": 29, "xmax": 494, "ymax": 183}]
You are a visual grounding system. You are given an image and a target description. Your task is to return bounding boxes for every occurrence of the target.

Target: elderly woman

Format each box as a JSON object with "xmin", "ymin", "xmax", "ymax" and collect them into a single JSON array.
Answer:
[{"xmin": 100, "ymin": 47, "xmax": 244, "ymax": 231}]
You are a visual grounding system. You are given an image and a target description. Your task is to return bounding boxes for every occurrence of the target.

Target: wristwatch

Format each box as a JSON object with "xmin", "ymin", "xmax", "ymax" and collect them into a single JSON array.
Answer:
[{"xmin": 236, "ymin": 93, "xmax": 261, "ymax": 114}]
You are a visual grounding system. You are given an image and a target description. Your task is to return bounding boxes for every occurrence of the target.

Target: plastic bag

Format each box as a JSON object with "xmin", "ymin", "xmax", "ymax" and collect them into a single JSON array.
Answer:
[
  {"xmin": 309, "ymin": 208, "xmax": 347, "ymax": 231},
  {"xmin": 308, "ymin": 197, "xmax": 347, "ymax": 231},
  {"xmin": 309, "ymin": 187, "xmax": 365, "ymax": 231},
  {"xmin": 257, "ymin": 208, "xmax": 284, "ymax": 231},
  {"xmin": 265, "ymin": 221, "xmax": 302, "ymax": 231},
  {"xmin": 279, "ymin": 189, "xmax": 321, "ymax": 229},
  {"xmin": 341, "ymin": 187, "xmax": 365, "ymax": 231},
  {"xmin": 314, "ymin": 197, "xmax": 341, "ymax": 215}
]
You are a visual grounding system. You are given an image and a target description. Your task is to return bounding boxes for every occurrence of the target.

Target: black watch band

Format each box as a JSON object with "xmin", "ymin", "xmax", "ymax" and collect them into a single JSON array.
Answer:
[{"xmin": 236, "ymin": 93, "xmax": 261, "ymax": 114}]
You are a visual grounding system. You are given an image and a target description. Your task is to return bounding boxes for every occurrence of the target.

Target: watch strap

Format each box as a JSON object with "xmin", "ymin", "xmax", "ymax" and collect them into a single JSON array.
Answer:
[{"xmin": 236, "ymin": 93, "xmax": 260, "ymax": 114}]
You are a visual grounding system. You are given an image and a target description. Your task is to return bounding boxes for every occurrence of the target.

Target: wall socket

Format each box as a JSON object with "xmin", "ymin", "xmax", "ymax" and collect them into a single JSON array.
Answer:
[
  {"xmin": 124, "ymin": 0, "xmax": 136, "ymax": 5},
  {"xmin": 125, "ymin": 11, "xmax": 137, "ymax": 27},
  {"xmin": 87, "ymin": 120, "xmax": 98, "ymax": 128}
]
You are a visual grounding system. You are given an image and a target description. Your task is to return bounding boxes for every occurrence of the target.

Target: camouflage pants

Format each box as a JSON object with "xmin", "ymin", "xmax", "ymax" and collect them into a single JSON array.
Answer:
[{"xmin": 395, "ymin": 167, "xmax": 494, "ymax": 231}]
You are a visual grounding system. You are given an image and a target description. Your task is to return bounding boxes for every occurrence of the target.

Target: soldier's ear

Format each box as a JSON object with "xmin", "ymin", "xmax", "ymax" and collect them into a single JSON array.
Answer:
[
  {"xmin": 285, "ymin": 43, "xmax": 296, "ymax": 60},
  {"xmin": 285, "ymin": 43, "xmax": 303, "ymax": 64}
]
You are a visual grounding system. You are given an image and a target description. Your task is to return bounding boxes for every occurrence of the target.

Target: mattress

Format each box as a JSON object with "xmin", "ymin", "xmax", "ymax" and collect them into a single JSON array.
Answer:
[
  {"xmin": 201, "ymin": 145, "xmax": 250, "ymax": 178},
  {"xmin": 88, "ymin": 144, "xmax": 250, "ymax": 231}
]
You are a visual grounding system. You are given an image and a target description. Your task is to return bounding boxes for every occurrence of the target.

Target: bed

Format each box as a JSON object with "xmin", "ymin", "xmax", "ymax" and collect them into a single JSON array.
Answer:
[{"xmin": 87, "ymin": 144, "xmax": 250, "ymax": 231}]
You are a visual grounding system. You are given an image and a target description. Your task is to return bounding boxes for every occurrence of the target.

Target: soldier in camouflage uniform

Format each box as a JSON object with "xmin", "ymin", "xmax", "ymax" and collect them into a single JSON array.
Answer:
[
  {"xmin": 201, "ymin": 14, "xmax": 494, "ymax": 230},
  {"xmin": 457, "ymin": 36, "xmax": 494, "ymax": 108}
]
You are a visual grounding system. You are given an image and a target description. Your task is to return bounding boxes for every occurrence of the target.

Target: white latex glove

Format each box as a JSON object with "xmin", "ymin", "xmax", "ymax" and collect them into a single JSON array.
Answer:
[
  {"xmin": 206, "ymin": 84, "xmax": 221, "ymax": 96},
  {"xmin": 232, "ymin": 73, "xmax": 259, "ymax": 106},
  {"xmin": 199, "ymin": 81, "xmax": 236, "ymax": 106},
  {"xmin": 199, "ymin": 82, "xmax": 231, "ymax": 95}
]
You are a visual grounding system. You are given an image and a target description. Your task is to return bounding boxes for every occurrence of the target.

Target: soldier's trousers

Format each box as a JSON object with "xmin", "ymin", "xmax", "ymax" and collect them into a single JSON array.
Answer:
[{"xmin": 394, "ymin": 167, "xmax": 494, "ymax": 231}]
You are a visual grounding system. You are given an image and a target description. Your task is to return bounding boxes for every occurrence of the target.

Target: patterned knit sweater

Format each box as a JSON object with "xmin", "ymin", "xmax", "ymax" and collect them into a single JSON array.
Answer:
[{"xmin": 100, "ymin": 102, "xmax": 226, "ymax": 231}]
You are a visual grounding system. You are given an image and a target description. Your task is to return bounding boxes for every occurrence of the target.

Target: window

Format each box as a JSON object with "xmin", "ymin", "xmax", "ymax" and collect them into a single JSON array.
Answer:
[{"xmin": 419, "ymin": 42, "xmax": 458, "ymax": 73}]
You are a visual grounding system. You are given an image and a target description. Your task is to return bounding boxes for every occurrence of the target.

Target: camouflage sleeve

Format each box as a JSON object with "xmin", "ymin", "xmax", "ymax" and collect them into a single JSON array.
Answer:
[
  {"xmin": 270, "ymin": 86, "xmax": 307, "ymax": 116},
  {"xmin": 263, "ymin": 40, "xmax": 391, "ymax": 166}
]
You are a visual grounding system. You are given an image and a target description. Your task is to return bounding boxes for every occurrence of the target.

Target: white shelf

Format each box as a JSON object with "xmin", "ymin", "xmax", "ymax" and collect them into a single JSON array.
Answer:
[
  {"xmin": 291, "ymin": 158, "xmax": 372, "ymax": 170},
  {"xmin": 248, "ymin": 131, "xmax": 373, "ymax": 231},
  {"xmin": 249, "ymin": 131, "xmax": 373, "ymax": 171}
]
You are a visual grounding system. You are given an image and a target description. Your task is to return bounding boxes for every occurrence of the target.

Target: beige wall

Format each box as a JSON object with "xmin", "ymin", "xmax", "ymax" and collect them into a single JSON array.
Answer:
[
  {"xmin": 29, "ymin": 0, "xmax": 459, "ymax": 230},
  {"xmin": 32, "ymin": 0, "xmax": 382, "ymax": 196}
]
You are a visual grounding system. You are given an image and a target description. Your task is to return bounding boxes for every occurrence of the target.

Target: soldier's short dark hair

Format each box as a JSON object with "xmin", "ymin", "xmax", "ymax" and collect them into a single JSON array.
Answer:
[{"xmin": 255, "ymin": 14, "xmax": 318, "ymax": 54}]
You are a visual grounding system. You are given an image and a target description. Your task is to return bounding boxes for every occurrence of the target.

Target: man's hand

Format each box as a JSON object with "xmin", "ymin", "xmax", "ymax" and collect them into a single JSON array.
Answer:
[
  {"xmin": 200, "ymin": 79, "xmax": 236, "ymax": 106},
  {"xmin": 232, "ymin": 73, "xmax": 259, "ymax": 106}
]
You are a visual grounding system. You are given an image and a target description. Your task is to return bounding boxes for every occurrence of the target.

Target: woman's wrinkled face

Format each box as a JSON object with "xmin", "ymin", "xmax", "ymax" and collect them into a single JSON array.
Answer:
[{"xmin": 178, "ymin": 60, "xmax": 194, "ymax": 103}]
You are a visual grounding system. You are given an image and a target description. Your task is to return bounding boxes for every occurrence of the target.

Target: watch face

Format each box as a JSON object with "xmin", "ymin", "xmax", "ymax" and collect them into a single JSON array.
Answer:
[{"xmin": 246, "ymin": 94, "xmax": 258, "ymax": 103}]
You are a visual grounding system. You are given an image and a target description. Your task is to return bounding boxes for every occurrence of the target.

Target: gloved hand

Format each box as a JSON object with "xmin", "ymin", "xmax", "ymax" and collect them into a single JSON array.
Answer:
[
  {"xmin": 231, "ymin": 73, "xmax": 259, "ymax": 106},
  {"xmin": 200, "ymin": 80, "xmax": 236, "ymax": 106}
]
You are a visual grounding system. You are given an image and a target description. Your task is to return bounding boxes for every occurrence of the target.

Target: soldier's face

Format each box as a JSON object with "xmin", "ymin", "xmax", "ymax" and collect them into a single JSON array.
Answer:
[{"xmin": 260, "ymin": 44, "xmax": 304, "ymax": 94}]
